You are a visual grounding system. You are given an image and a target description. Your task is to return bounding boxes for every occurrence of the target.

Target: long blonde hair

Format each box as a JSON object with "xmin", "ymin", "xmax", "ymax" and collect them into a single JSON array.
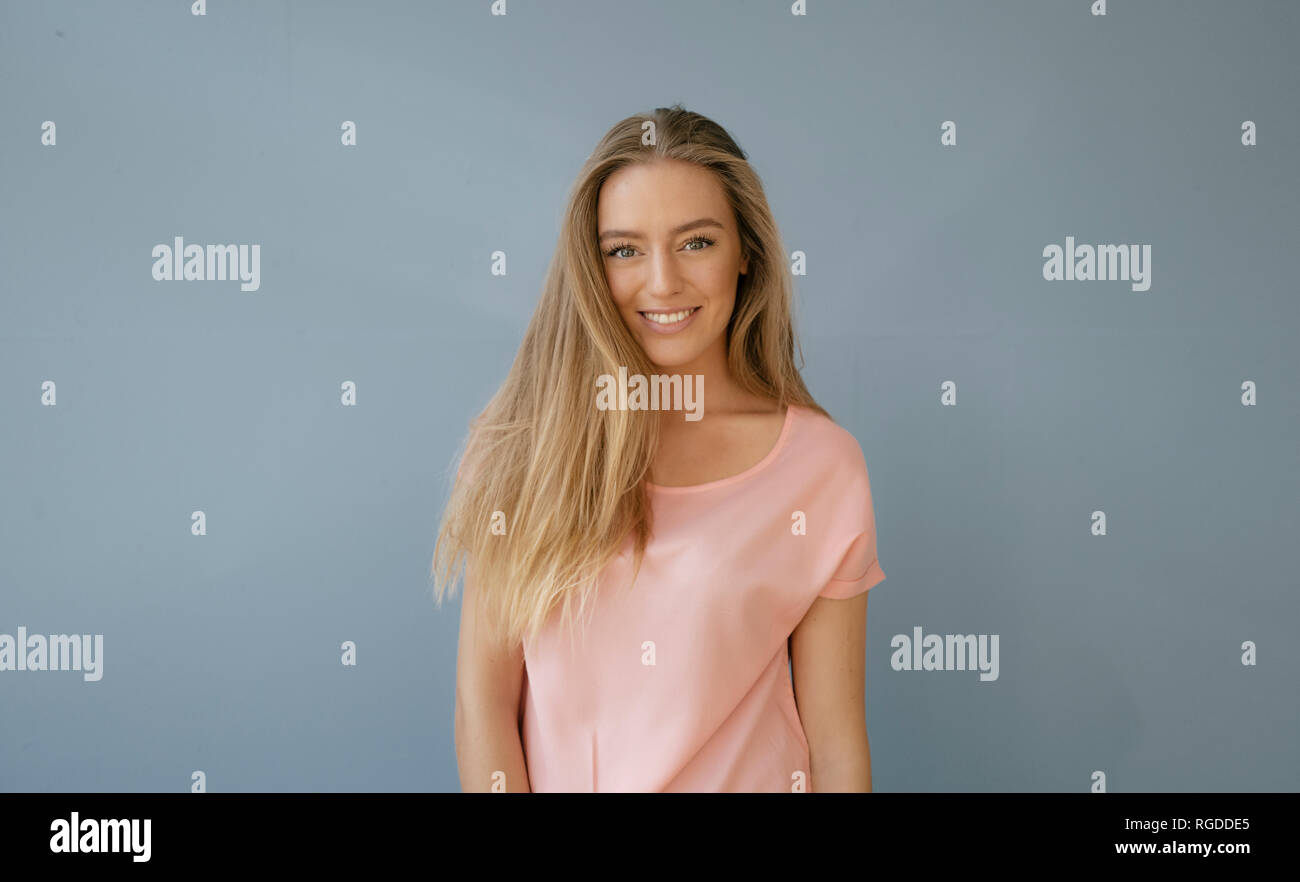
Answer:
[{"xmin": 430, "ymin": 104, "xmax": 828, "ymax": 651}]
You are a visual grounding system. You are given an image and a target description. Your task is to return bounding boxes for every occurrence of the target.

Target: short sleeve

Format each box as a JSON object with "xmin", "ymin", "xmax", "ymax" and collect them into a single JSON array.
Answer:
[
  {"xmin": 817, "ymin": 449, "xmax": 885, "ymax": 600},
  {"xmin": 818, "ymin": 532, "xmax": 885, "ymax": 599}
]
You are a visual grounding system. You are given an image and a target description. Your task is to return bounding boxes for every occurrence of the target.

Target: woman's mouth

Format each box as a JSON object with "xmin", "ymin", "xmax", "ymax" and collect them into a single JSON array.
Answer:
[{"xmin": 638, "ymin": 306, "xmax": 700, "ymax": 334}]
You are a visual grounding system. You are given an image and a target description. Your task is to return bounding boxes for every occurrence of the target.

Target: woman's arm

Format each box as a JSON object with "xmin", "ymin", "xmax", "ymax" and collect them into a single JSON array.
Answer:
[
  {"xmin": 453, "ymin": 559, "xmax": 532, "ymax": 792},
  {"xmin": 789, "ymin": 591, "xmax": 871, "ymax": 792}
]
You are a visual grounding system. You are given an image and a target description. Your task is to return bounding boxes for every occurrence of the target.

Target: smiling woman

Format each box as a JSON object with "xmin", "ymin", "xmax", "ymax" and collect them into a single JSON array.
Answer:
[
  {"xmin": 431, "ymin": 104, "xmax": 887, "ymax": 793},
  {"xmin": 598, "ymin": 168, "xmax": 747, "ymax": 359}
]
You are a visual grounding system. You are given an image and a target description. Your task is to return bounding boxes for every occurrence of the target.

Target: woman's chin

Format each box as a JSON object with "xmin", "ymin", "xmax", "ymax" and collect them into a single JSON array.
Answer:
[{"xmin": 640, "ymin": 348, "xmax": 700, "ymax": 372}]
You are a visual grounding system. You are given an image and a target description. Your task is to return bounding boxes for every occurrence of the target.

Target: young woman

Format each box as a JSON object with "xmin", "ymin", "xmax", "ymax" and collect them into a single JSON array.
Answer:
[{"xmin": 432, "ymin": 105, "xmax": 886, "ymax": 793}]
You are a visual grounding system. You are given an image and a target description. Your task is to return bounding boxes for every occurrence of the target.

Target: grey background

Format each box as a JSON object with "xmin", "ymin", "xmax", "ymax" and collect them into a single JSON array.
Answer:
[{"xmin": 1, "ymin": 0, "xmax": 1296, "ymax": 792}]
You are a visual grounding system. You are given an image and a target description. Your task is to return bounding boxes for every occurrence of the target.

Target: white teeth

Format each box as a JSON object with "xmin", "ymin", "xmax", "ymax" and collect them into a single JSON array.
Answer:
[{"xmin": 643, "ymin": 307, "xmax": 696, "ymax": 324}]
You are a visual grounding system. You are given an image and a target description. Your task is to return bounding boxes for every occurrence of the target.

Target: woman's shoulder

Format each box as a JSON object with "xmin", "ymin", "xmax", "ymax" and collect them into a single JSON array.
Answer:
[{"xmin": 790, "ymin": 403, "xmax": 870, "ymax": 470}]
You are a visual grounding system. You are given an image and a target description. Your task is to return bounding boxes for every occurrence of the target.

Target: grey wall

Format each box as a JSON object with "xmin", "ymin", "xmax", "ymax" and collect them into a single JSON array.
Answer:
[{"xmin": 1, "ymin": 0, "xmax": 1296, "ymax": 792}]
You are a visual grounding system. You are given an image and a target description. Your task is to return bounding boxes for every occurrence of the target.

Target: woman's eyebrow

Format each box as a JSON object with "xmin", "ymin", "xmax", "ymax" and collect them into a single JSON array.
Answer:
[{"xmin": 598, "ymin": 217, "xmax": 725, "ymax": 242}]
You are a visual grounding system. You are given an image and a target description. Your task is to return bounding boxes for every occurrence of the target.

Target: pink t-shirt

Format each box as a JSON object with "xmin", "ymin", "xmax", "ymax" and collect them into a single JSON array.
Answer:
[{"xmin": 518, "ymin": 403, "xmax": 886, "ymax": 792}]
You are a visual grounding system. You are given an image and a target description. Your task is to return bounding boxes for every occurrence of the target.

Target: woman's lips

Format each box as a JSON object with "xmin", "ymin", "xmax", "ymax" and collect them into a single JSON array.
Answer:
[{"xmin": 637, "ymin": 306, "xmax": 700, "ymax": 334}]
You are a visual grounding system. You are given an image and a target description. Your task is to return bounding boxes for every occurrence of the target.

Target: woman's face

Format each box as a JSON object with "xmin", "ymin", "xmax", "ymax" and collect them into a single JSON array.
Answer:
[{"xmin": 597, "ymin": 158, "xmax": 749, "ymax": 370}]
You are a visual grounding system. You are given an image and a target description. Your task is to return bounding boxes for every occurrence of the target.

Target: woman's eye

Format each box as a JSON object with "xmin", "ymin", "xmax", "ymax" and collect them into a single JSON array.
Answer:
[{"xmin": 605, "ymin": 236, "xmax": 715, "ymax": 258}]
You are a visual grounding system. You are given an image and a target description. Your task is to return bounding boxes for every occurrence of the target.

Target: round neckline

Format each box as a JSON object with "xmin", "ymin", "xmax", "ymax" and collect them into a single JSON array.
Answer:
[{"xmin": 644, "ymin": 404, "xmax": 798, "ymax": 494}]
